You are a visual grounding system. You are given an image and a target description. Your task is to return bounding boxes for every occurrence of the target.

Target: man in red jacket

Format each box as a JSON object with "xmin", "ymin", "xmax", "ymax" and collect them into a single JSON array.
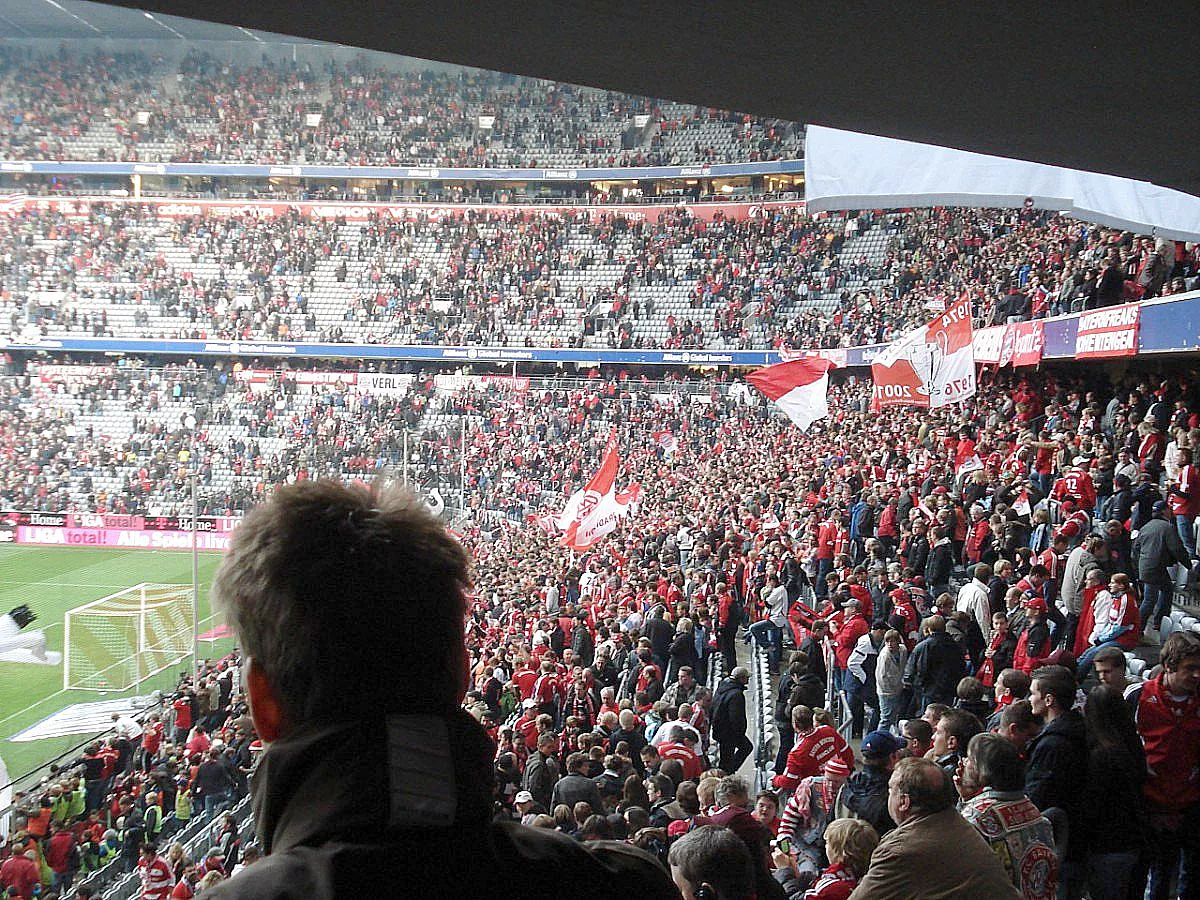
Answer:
[
  {"xmin": 964, "ymin": 504, "xmax": 991, "ymax": 565},
  {"xmin": 815, "ymin": 516, "xmax": 838, "ymax": 600},
  {"xmin": 1130, "ymin": 631, "xmax": 1200, "ymax": 899},
  {"xmin": 0, "ymin": 848, "xmax": 39, "ymax": 899},
  {"xmin": 716, "ymin": 582, "xmax": 739, "ymax": 666},
  {"xmin": 772, "ymin": 705, "xmax": 854, "ymax": 792},
  {"xmin": 832, "ymin": 598, "xmax": 868, "ymax": 694},
  {"xmin": 45, "ymin": 822, "xmax": 78, "ymax": 894}
]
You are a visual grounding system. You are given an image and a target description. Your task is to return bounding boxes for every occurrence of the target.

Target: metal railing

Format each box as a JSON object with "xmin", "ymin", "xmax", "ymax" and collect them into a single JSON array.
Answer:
[
  {"xmin": 751, "ymin": 643, "xmax": 774, "ymax": 792},
  {"xmin": 90, "ymin": 794, "xmax": 256, "ymax": 900},
  {"xmin": 706, "ymin": 650, "xmax": 727, "ymax": 695},
  {"xmin": 704, "ymin": 648, "xmax": 727, "ymax": 769}
]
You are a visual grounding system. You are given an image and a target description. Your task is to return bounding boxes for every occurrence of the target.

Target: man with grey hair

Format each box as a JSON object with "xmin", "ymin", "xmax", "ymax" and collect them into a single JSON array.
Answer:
[
  {"xmin": 668, "ymin": 825, "xmax": 755, "ymax": 900},
  {"xmin": 708, "ymin": 776, "xmax": 785, "ymax": 900},
  {"xmin": 205, "ymin": 480, "xmax": 675, "ymax": 900}
]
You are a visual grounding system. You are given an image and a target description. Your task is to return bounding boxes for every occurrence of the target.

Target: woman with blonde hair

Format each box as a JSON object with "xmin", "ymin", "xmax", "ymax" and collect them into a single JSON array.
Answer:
[
  {"xmin": 198, "ymin": 870, "xmax": 225, "ymax": 893},
  {"xmin": 165, "ymin": 842, "xmax": 190, "ymax": 881}
]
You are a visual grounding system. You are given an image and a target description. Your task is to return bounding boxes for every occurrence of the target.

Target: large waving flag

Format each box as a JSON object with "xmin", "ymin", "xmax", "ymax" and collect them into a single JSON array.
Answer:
[
  {"xmin": 871, "ymin": 293, "xmax": 975, "ymax": 410},
  {"xmin": 559, "ymin": 433, "xmax": 640, "ymax": 551},
  {"xmin": 746, "ymin": 358, "xmax": 833, "ymax": 431}
]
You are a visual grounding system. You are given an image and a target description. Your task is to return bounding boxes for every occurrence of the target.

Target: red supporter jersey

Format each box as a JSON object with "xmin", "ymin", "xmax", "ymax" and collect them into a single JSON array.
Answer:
[
  {"xmin": 514, "ymin": 668, "xmax": 538, "ymax": 700},
  {"xmin": 817, "ymin": 522, "xmax": 837, "ymax": 560},
  {"xmin": 658, "ymin": 741, "xmax": 703, "ymax": 781},
  {"xmin": 772, "ymin": 725, "xmax": 854, "ymax": 791},
  {"xmin": 172, "ymin": 698, "xmax": 192, "ymax": 730},
  {"xmin": 1051, "ymin": 471, "xmax": 1097, "ymax": 509},
  {"xmin": 1169, "ymin": 464, "xmax": 1200, "ymax": 517},
  {"xmin": 1136, "ymin": 675, "xmax": 1200, "ymax": 814}
]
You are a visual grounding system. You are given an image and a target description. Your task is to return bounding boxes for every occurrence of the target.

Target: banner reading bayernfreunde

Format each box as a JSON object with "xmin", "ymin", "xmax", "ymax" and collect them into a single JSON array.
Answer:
[{"xmin": 871, "ymin": 294, "xmax": 976, "ymax": 409}]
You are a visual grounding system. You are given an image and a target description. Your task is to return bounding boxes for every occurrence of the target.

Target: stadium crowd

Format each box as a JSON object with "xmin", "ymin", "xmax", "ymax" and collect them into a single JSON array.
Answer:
[
  {"xmin": 2, "ymin": 355, "xmax": 1200, "ymax": 897},
  {"xmin": 1, "ymin": 654, "xmax": 255, "ymax": 898},
  {"xmin": 0, "ymin": 26, "xmax": 1198, "ymax": 900},
  {"xmin": 3, "ymin": 202, "xmax": 1199, "ymax": 355},
  {"xmin": 0, "ymin": 50, "xmax": 802, "ymax": 169}
]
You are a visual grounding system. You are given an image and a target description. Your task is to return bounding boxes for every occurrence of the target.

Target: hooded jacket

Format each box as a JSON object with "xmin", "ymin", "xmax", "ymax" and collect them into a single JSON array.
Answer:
[
  {"xmin": 206, "ymin": 710, "xmax": 676, "ymax": 900},
  {"xmin": 835, "ymin": 764, "xmax": 896, "ymax": 836}
]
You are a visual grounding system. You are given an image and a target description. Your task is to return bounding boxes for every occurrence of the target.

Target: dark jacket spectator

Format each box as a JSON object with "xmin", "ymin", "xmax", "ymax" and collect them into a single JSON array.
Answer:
[
  {"xmin": 1025, "ymin": 707, "xmax": 1088, "ymax": 862},
  {"xmin": 522, "ymin": 747, "xmax": 560, "ymax": 813},
  {"xmin": 711, "ymin": 676, "xmax": 748, "ymax": 745},
  {"xmin": 550, "ymin": 772, "xmax": 605, "ymax": 813},
  {"xmin": 907, "ymin": 625, "xmax": 965, "ymax": 708},
  {"xmin": 1132, "ymin": 515, "xmax": 1189, "ymax": 586}
]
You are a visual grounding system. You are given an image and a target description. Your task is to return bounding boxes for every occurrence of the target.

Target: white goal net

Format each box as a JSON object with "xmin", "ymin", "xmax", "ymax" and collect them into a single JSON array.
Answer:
[{"xmin": 63, "ymin": 583, "xmax": 194, "ymax": 692}]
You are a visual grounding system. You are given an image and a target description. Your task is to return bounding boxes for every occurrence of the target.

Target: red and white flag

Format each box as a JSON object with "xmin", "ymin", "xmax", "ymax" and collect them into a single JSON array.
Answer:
[
  {"xmin": 1012, "ymin": 490, "xmax": 1032, "ymax": 517},
  {"xmin": 871, "ymin": 294, "xmax": 975, "ymax": 410},
  {"xmin": 558, "ymin": 433, "xmax": 641, "ymax": 551},
  {"xmin": 956, "ymin": 454, "xmax": 984, "ymax": 477},
  {"xmin": 652, "ymin": 430, "xmax": 680, "ymax": 456},
  {"xmin": 527, "ymin": 511, "xmax": 560, "ymax": 536},
  {"xmin": 746, "ymin": 358, "xmax": 833, "ymax": 432}
]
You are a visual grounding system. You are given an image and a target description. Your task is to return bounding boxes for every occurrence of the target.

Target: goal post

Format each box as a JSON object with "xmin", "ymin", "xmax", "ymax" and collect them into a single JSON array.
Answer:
[{"xmin": 63, "ymin": 583, "xmax": 195, "ymax": 692}]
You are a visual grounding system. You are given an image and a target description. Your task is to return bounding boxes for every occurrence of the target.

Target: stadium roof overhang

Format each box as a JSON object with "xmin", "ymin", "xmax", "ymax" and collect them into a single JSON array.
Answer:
[
  {"xmin": 16, "ymin": 1, "xmax": 1200, "ymax": 198},
  {"xmin": 0, "ymin": 0, "xmax": 313, "ymax": 42}
]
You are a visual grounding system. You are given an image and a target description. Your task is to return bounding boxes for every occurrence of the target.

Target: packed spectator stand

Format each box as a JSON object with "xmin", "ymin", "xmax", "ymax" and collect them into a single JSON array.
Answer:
[
  {"xmin": 3, "ymin": 201, "xmax": 1198, "ymax": 358},
  {"xmin": 1, "ymin": 45, "xmax": 1200, "ymax": 898},
  {"xmin": 3, "ymin": 351, "xmax": 1200, "ymax": 896},
  {"xmin": 0, "ymin": 50, "xmax": 803, "ymax": 169}
]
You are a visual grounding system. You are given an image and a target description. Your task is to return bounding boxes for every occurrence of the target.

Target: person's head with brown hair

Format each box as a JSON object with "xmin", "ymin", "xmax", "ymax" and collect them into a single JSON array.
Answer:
[
  {"xmin": 886, "ymin": 757, "xmax": 955, "ymax": 825},
  {"xmin": 1160, "ymin": 631, "xmax": 1200, "ymax": 697},
  {"xmin": 572, "ymin": 801, "xmax": 594, "ymax": 825},
  {"xmin": 552, "ymin": 804, "xmax": 575, "ymax": 830},
  {"xmin": 790, "ymin": 704, "xmax": 815, "ymax": 732},
  {"xmin": 213, "ymin": 480, "xmax": 471, "ymax": 735},
  {"xmin": 1092, "ymin": 646, "xmax": 1130, "ymax": 690},
  {"xmin": 956, "ymin": 676, "xmax": 985, "ymax": 703},
  {"xmin": 996, "ymin": 699, "xmax": 1039, "ymax": 752},
  {"xmin": 932, "ymin": 708, "xmax": 982, "ymax": 760},
  {"xmin": 621, "ymin": 773, "xmax": 650, "ymax": 811},
  {"xmin": 995, "ymin": 667, "xmax": 1031, "ymax": 703},
  {"xmin": 676, "ymin": 781, "xmax": 702, "ymax": 817}
]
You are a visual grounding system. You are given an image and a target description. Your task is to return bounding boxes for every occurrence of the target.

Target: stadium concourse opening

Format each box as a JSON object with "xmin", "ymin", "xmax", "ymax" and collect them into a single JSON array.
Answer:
[{"xmin": 0, "ymin": 9, "xmax": 1197, "ymax": 900}]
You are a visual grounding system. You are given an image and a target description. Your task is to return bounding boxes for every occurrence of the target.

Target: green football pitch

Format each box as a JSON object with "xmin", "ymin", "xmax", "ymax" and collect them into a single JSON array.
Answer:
[{"xmin": 0, "ymin": 545, "xmax": 229, "ymax": 784}]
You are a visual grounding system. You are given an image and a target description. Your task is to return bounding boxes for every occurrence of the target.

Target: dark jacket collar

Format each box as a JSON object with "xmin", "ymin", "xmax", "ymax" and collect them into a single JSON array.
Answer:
[
  {"xmin": 251, "ymin": 709, "xmax": 494, "ymax": 854},
  {"xmin": 1038, "ymin": 707, "xmax": 1086, "ymax": 740}
]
